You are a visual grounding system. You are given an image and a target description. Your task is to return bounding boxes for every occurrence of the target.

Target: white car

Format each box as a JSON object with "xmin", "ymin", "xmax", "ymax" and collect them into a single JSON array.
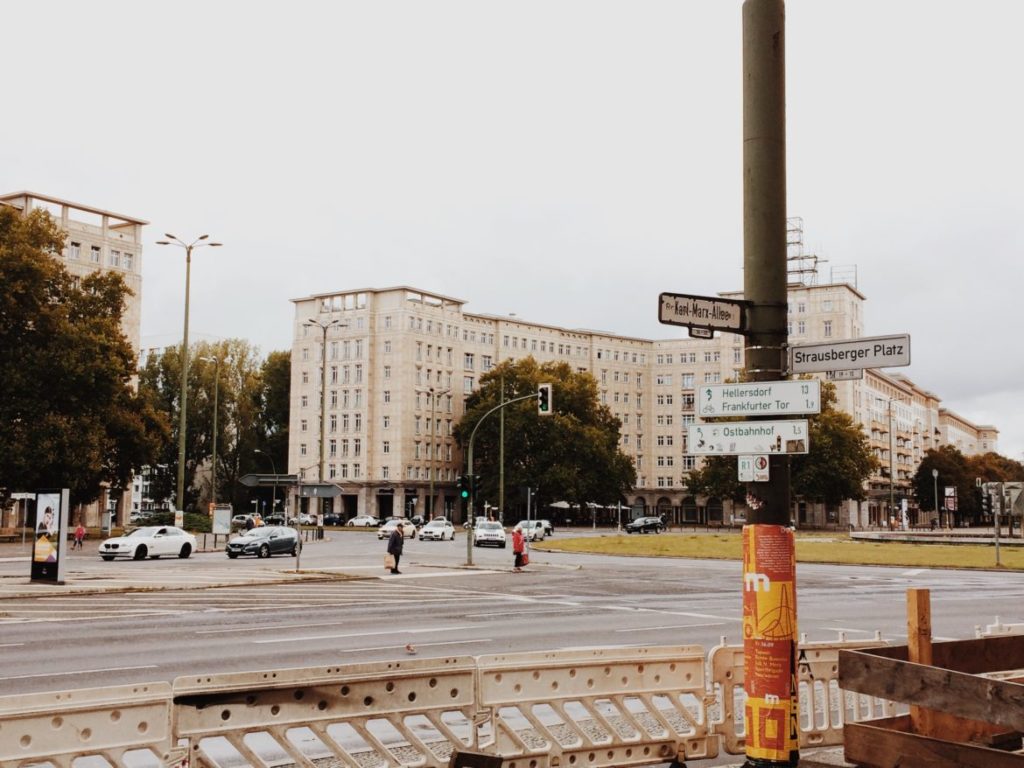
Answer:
[
  {"xmin": 473, "ymin": 521, "xmax": 507, "ymax": 548},
  {"xmin": 347, "ymin": 515, "xmax": 381, "ymax": 527},
  {"xmin": 517, "ymin": 520, "xmax": 546, "ymax": 541},
  {"xmin": 99, "ymin": 526, "xmax": 197, "ymax": 561},
  {"xmin": 287, "ymin": 514, "xmax": 315, "ymax": 525},
  {"xmin": 377, "ymin": 518, "xmax": 417, "ymax": 539},
  {"xmin": 419, "ymin": 519, "xmax": 455, "ymax": 541}
]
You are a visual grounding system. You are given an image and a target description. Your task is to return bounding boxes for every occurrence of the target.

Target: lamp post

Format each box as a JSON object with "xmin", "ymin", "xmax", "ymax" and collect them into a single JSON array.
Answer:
[
  {"xmin": 157, "ymin": 234, "xmax": 222, "ymax": 512},
  {"xmin": 417, "ymin": 386, "xmax": 450, "ymax": 519},
  {"xmin": 254, "ymin": 448, "xmax": 278, "ymax": 516},
  {"xmin": 198, "ymin": 355, "xmax": 224, "ymax": 508},
  {"xmin": 932, "ymin": 468, "xmax": 940, "ymax": 529},
  {"xmin": 305, "ymin": 318, "xmax": 346, "ymax": 516}
]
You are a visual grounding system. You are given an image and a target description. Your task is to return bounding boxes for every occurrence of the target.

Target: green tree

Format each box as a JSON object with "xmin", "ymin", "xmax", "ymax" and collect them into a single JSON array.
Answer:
[
  {"xmin": 912, "ymin": 446, "xmax": 974, "ymax": 524},
  {"xmin": 454, "ymin": 358, "xmax": 635, "ymax": 515},
  {"xmin": 685, "ymin": 456, "xmax": 746, "ymax": 505},
  {"xmin": 138, "ymin": 339, "xmax": 286, "ymax": 513},
  {"xmin": 790, "ymin": 382, "xmax": 878, "ymax": 513},
  {"xmin": 0, "ymin": 206, "xmax": 169, "ymax": 505},
  {"xmin": 967, "ymin": 452, "xmax": 1024, "ymax": 484}
]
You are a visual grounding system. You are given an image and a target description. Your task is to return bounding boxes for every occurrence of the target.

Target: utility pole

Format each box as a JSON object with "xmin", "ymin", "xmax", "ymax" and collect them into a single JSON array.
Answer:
[
  {"xmin": 499, "ymin": 373, "xmax": 505, "ymax": 520},
  {"xmin": 741, "ymin": 2, "xmax": 798, "ymax": 767}
]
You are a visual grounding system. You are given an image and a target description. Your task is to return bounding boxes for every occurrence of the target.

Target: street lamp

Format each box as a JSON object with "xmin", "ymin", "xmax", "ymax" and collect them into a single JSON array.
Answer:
[
  {"xmin": 157, "ymin": 234, "xmax": 222, "ymax": 512},
  {"xmin": 305, "ymin": 318, "xmax": 347, "ymax": 515},
  {"xmin": 417, "ymin": 386, "xmax": 450, "ymax": 519},
  {"xmin": 932, "ymin": 468, "xmax": 940, "ymax": 529},
  {"xmin": 198, "ymin": 355, "xmax": 225, "ymax": 508},
  {"xmin": 254, "ymin": 448, "xmax": 278, "ymax": 515}
]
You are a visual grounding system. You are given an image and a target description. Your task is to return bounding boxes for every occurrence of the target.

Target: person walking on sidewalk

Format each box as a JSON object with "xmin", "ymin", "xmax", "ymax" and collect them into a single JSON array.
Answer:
[
  {"xmin": 512, "ymin": 525, "xmax": 526, "ymax": 572},
  {"xmin": 387, "ymin": 521, "xmax": 405, "ymax": 574},
  {"xmin": 73, "ymin": 522, "xmax": 86, "ymax": 550}
]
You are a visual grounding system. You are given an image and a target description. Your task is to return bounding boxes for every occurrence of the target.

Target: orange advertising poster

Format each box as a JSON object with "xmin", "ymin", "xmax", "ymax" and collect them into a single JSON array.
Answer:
[{"xmin": 742, "ymin": 524, "xmax": 798, "ymax": 763}]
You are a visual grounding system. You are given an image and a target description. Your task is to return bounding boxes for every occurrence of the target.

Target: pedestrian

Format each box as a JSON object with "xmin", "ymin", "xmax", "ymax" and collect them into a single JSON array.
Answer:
[
  {"xmin": 245, "ymin": 516, "xmax": 255, "ymax": 531},
  {"xmin": 512, "ymin": 524, "xmax": 526, "ymax": 572},
  {"xmin": 387, "ymin": 521, "xmax": 405, "ymax": 574},
  {"xmin": 73, "ymin": 522, "xmax": 86, "ymax": 550}
]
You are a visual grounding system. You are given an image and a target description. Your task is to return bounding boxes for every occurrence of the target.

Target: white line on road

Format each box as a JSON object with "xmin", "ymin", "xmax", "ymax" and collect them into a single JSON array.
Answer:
[
  {"xmin": 0, "ymin": 665, "xmax": 159, "ymax": 682},
  {"xmin": 342, "ymin": 639, "xmax": 493, "ymax": 654},
  {"xmin": 465, "ymin": 608, "xmax": 575, "ymax": 618},
  {"xmin": 902, "ymin": 569, "xmax": 926, "ymax": 576},
  {"xmin": 0, "ymin": 643, "xmax": 25, "ymax": 648},
  {"xmin": 252, "ymin": 625, "xmax": 473, "ymax": 644},
  {"xmin": 615, "ymin": 622, "xmax": 726, "ymax": 633}
]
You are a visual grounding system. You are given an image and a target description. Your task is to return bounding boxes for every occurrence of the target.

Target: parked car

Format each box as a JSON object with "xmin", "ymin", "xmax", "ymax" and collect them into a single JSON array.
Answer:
[
  {"xmin": 100, "ymin": 526, "xmax": 197, "ymax": 561},
  {"xmin": 625, "ymin": 516, "xmax": 665, "ymax": 534},
  {"xmin": 263, "ymin": 514, "xmax": 287, "ymax": 526},
  {"xmin": 226, "ymin": 526, "xmax": 301, "ymax": 558},
  {"xmin": 473, "ymin": 521, "xmax": 507, "ymax": 548},
  {"xmin": 517, "ymin": 520, "xmax": 546, "ymax": 541},
  {"xmin": 378, "ymin": 517, "xmax": 417, "ymax": 540},
  {"xmin": 231, "ymin": 514, "xmax": 254, "ymax": 529},
  {"xmin": 539, "ymin": 519, "xmax": 555, "ymax": 536},
  {"xmin": 322, "ymin": 513, "xmax": 344, "ymax": 526},
  {"xmin": 347, "ymin": 515, "xmax": 381, "ymax": 527},
  {"xmin": 419, "ymin": 518, "xmax": 455, "ymax": 541},
  {"xmin": 288, "ymin": 514, "xmax": 316, "ymax": 525}
]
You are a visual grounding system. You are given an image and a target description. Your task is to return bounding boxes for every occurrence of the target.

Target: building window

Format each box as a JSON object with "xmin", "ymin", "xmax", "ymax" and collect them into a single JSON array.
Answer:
[
  {"xmin": 383, "ymin": 415, "xmax": 391, "ymax": 429},
  {"xmin": 681, "ymin": 374, "xmax": 694, "ymax": 388},
  {"xmin": 384, "ymin": 366, "xmax": 391, "ymax": 379},
  {"xmin": 329, "ymin": 414, "xmax": 337, "ymax": 432},
  {"xmin": 797, "ymin": 320, "xmax": 806, "ymax": 335},
  {"xmin": 300, "ymin": 443, "xmax": 307, "ymax": 456},
  {"xmin": 464, "ymin": 376, "xmax": 474, "ymax": 393},
  {"xmin": 329, "ymin": 439, "xmax": 337, "ymax": 458},
  {"xmin": 90, "ymin": 246, "xmax": 101, "ymax": 263},
  {"xmin": 353, "ymin": 464, "xmax": 360, "ymax": 478},
  {"xmin": 383, "ymin": 390, "xmax": 391, "ymax": 403},
  {"xmin": 464, "ymin": 353, "xmax": 474, "ymax": 370},
  {"xmin": 823, "ymin": 320, "xmax": 833, "ymax": 337},
  {"xmin": 68, "ymin": 241, "xmax": 81, "ymax": 259},
  {"xmin": 301, "ymin": 395, "xmax": 309, "ymax": 408},
  {"xmin": 300, "ymin": 419, "xmax": 308, "ymax": 432},
  {"xmin": 354, "ymin": 438, "xmax": 361, "ymax": 457}
]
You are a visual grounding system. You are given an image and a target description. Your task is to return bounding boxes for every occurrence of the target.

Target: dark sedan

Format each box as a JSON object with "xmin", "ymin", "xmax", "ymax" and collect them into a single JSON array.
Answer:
[
  {"xmin": 625, "ymin": 516, "xmax": 665, "ymax": 534},
  {"xmin": 226, "ymin": 526, "xmax": 301, "ymax": 558}
]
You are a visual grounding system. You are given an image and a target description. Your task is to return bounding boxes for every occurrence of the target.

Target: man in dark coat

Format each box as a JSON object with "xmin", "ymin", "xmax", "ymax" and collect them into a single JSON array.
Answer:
[{"xmin": 387, "ymin": 522, "xmax": 405, "ymax": 574}]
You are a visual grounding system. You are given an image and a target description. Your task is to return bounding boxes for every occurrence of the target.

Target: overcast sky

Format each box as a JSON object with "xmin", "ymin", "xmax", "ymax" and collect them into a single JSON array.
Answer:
[{"xmin": 3, "ymin": 1, "xmax": 1022, "ymax": 460}]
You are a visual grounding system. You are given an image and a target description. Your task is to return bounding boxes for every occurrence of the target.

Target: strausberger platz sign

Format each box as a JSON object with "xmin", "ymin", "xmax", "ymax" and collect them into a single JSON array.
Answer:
[{"xmin": 789, "ymin": 334, "xmax": 911, "ymax": 374}]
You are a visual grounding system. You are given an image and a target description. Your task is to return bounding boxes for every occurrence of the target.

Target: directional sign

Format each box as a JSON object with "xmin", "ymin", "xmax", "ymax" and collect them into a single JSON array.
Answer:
[
  {"xmin": 688, "ymin": 421, "xmax": 808, "ymax": 456},
  {"xmin": 699, "ymin": 380, "xmax": 820, "ymax": 417},
  {"xmin": 789, "ymin": 334, "xmax": 910, "ymax": 374},
  {"xmin": 826, "ymin": 369, "xmax": 864, "ymax": 382},
  {"xmin": 659, "ymin": 292, "xmax": 748, "ymax": 333}
]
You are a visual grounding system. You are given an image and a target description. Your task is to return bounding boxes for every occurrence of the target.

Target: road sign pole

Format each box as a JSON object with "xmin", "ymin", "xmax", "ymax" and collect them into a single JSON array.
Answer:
[{"xmin": 742, "ymin": 2, "xmax": 798, "ymax": 766}]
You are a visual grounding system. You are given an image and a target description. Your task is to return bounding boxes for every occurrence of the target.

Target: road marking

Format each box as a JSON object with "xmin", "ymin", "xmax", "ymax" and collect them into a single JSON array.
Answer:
[
  {"xmin": 342, "ymin": 639, "xmax": 493, "ymax": 653},
  {"xmin": 465, "ymin": 608, "xmax": 573, "ymax": 618},
  {"xmin": 615, "ymin": 622, "xmax": 726, "ymax": 633},
  {"xmin": 252, "ymin": 625, "xmax": 473, "ymax": 644},
  {"xmin": 0, "ymin": 643, "xmax": 25, "ymax": 648},
  {"xmin": 902, "ymin": 569, "xmax": 925, "ymax": 576},
  {"xmin": 0, "ymin": 665, "xmax": 159, "ymax": 682},
  {"xmin": 818, "ymin": 627, "xmax": 878, "ymax": 635}
]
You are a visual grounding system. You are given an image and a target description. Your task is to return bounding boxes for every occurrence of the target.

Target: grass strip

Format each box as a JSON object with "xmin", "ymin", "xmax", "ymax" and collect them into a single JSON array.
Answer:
[{"xmin": 539, "ymin": 533, "xmax": 1024, "ymax": 570}]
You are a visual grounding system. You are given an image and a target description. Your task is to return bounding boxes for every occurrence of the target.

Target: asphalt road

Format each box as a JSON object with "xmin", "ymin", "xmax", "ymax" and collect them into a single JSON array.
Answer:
[{"xmin": 2, "ymin": 528, "xmax": 1022, "ymax": 698}]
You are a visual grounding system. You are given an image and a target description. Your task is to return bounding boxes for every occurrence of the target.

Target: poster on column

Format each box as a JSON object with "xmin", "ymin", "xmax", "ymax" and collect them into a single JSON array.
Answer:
[
  {"xmin": 742, "ymin": 524, "xmax": 798, "ymax": 763},
  {"xmin": 31, "ymin": 488, "xmax": 70, "ymax": 584}
]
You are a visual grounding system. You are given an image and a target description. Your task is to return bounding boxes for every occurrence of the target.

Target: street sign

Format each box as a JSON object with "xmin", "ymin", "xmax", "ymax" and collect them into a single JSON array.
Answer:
[
  {"xmin": 689, "ymin": 327, "xmax": 714, "ymax": 339},
  {"xmin": 739, "ymin": 455, "xmax": 770, "ymax": 482},
  {"xmin": 659, "ymin": 292, "xmax": 748, "ymax": 333},
  {"xmin": 826, "ymin": 369, "xmax": 863, "ymax": 382},
  {"xmin": 699, "ymin": 380, "xmax": 820, "ymax": 417},
  {"xmin": 688, "ymin": 421, "xmax": 808, "ymax": 456},
  {"xmin": 790, "ymin": 334, "xmax": 910, "ymax": 373},
  {"xmin": 239, "ymin": 473, "xmax": 299, "ymax": 487}
]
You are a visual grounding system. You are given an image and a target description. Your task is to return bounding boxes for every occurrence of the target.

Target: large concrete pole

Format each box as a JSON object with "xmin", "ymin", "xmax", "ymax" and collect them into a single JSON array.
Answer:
[{"xmin": 742, "ymin": 1, "xmax": 798, "ymax": 767}]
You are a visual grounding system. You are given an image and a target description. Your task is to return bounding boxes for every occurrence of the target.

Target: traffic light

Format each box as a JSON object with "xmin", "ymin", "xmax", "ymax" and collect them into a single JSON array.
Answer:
[
  {"xmin": 457, "ymin": 475, "xmax": 470, "ymax": 500},
  {"xmin": 981, "ymin": 493, "xmax": 992, "ymax": 516},
  {"xmin": 537, "ymin": 383, "xmax": 552, "ymax": 416}
]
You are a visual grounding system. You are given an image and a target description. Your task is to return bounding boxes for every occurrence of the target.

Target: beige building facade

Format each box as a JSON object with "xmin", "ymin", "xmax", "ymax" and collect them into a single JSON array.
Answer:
[
  {"xmin": 288, "ymin": 283, "xmax": 997, "ymax": 528},
  {"xmin": 1, "ymin": 191, "xmax": 147, "ymax": 527}
]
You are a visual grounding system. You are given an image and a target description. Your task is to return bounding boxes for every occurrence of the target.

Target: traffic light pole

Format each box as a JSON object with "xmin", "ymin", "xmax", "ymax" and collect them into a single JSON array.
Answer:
[{"xmin": 464, "ymin": 392, "xmax": 539, "ymax": 566}]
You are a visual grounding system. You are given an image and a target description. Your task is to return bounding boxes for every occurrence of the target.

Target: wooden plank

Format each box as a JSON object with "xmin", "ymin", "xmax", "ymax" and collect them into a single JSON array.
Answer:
[
  {"xmin": 859, "ymin": 634, "xmax": 1024, "ymax": 675},
  {"xmin": 839, "ymin": 650, "xmax": 1024, "ymax": 732},
  {"xmin": 845, "ymin": 718, "xmax": 1024, "ymax": 768},
  {"xmin": 907, "ymin": 588, "xmax": 933, "ymax": 735}
]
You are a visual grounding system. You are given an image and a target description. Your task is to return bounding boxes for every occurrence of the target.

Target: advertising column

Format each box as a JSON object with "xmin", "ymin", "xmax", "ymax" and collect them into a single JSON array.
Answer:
[{"xmin": 31, "ymin": 488, "xmax": 70, "ymax": 584}]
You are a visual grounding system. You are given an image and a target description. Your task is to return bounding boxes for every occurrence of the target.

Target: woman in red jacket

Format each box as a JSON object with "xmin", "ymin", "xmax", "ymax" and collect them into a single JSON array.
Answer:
[{"xmin": 512, "ymin": 525, "xmax": 526, "ymax": 572}]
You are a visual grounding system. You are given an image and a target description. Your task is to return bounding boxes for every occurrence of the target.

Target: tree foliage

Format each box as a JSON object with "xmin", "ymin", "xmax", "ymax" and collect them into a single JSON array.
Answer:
[
  {"xmin": 454, "ymin": 357, "xmax": 635, "ymax": 514},
  {"xmin": 912, "ymin": 447, "xmax": 1024, "ymax": 523},
  {"xmin": 138, "ymin": 339, "xmax": 287, "ymax": 512},
  {"xmin": 0, "ymin": 206, "xmax": 169, "ymax": 505}
]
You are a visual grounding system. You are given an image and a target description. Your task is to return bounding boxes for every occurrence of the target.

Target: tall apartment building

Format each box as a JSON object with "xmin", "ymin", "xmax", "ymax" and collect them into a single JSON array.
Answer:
[
  {"xmin": 1, "ymin": 191, "xmax": 147, "ymax": 525},
  {"xmin": 288, "ymin": 284, "xmax": 997, "ymax": 528}
]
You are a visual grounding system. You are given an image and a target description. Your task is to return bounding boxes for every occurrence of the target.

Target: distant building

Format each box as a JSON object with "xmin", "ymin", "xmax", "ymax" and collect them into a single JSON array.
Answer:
[
  {"xmin": 1, "ymin": 191, "xmax": 147, "ymax": 527},
  {"xmin": 288, "ymin": 283, "xmax": 997, "ymax": 528}
]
